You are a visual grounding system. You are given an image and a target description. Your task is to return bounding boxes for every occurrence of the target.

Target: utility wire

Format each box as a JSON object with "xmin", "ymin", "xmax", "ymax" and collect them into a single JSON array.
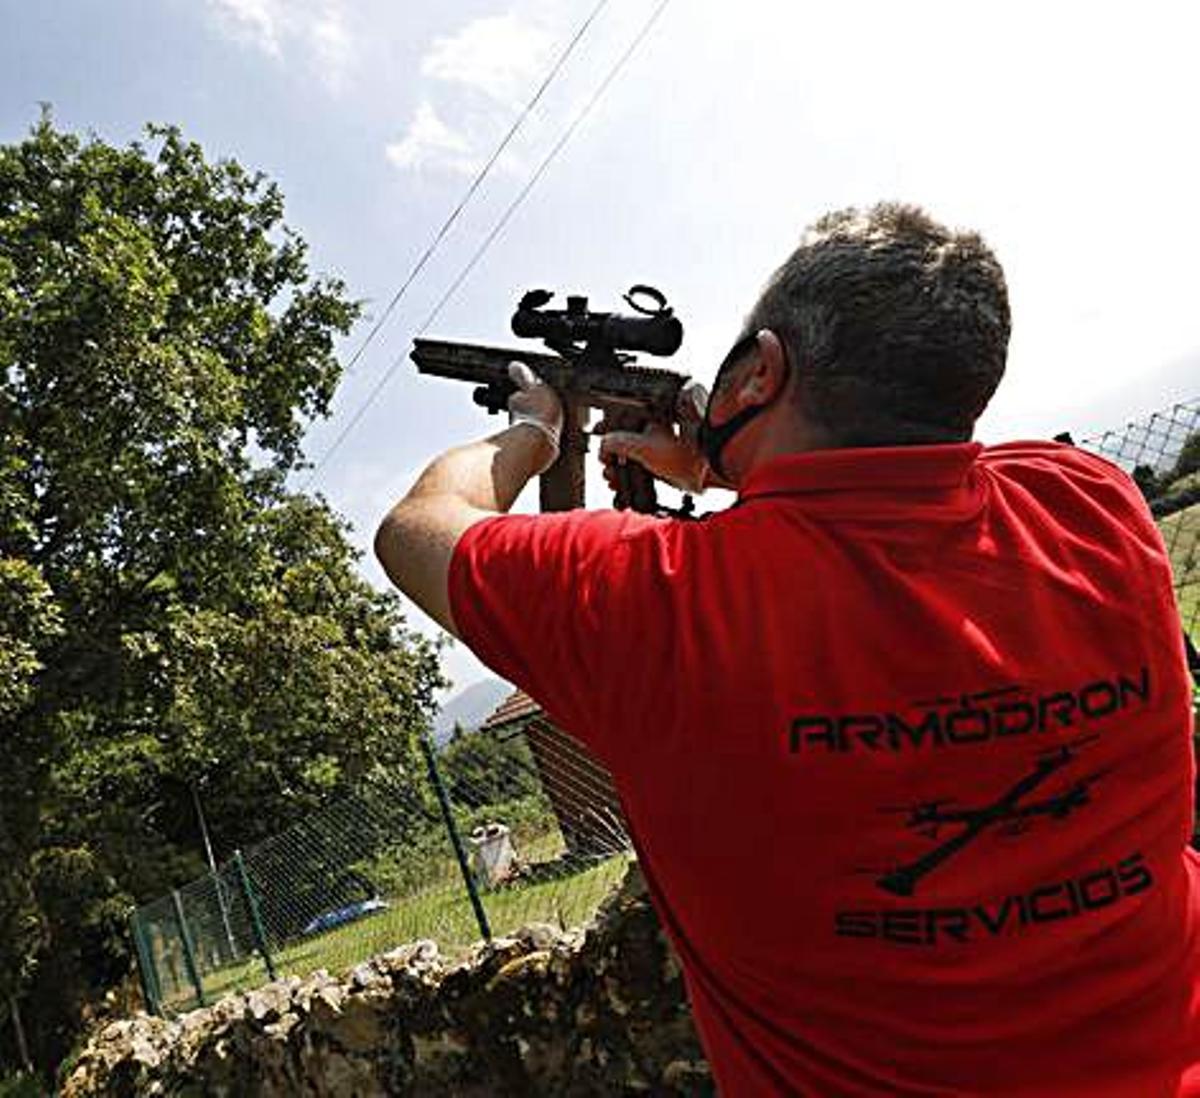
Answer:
[
  {"xmin": 339, "ymin": 0, "xmax": 613, "ymax": 380},
  {"xmin": 303, "ymin": 0, "xmax": 674, "ymax": 490}
]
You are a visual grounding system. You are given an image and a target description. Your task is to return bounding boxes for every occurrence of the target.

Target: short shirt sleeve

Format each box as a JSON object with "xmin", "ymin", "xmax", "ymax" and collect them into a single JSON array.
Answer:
[{"xmin": 448, "ymin": 509, "xmax": 675, "ymax": 764}]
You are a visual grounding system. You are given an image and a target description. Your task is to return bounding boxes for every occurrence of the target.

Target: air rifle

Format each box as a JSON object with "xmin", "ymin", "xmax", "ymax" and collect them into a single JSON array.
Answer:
[{"xmin": 411, "ymin": 285, "xmax": 691, "ymax": 515}]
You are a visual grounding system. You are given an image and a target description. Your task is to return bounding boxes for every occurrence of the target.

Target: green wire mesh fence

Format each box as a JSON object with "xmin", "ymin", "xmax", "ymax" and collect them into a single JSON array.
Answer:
[
  {"xmin": 130, "ymin": 702, "xmax": 631, "ymax": 1017},
  {"xmin": 130, "ymin": 397, "xmax": 1200, "ymax": 1017},
  {"xmin": 1080, "ymin": 398, "xmax": 1199, "ymax": 639}
]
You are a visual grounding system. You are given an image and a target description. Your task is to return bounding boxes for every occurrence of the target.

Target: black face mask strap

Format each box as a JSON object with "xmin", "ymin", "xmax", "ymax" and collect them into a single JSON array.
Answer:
[
  {"xmin": 697, "ymin": 333, "xmax": 778, "ymax": 482},
  {"xmin": 698, "ymin": 401, "xmax": 773, "ymax": 482}
]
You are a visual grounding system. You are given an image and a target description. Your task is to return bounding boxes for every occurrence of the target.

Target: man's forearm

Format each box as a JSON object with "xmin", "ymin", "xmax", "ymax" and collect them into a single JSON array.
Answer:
[
  {"xmin": 373, "ymin": 423, "xmax": 554, "ymax": 636},
  {"xmin": 403, "ymin": 423, "xmax": 554, "ymax": 513},
  {"xmin": 376, "ymin": 363, "xmax": 563, "ymax": 636}
]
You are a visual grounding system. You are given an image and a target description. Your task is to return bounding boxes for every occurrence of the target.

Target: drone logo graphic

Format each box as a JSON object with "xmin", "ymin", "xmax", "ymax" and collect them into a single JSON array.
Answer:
[{"xmin": 868, "ymin": 735, "xmax": 1111, "ymax": 898}]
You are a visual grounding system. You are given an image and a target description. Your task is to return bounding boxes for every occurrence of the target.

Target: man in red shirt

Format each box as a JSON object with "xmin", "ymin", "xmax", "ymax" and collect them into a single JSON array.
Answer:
[{"xmin": 375, "ymin": 204, "xmax": 1200, "ymax": 1095}]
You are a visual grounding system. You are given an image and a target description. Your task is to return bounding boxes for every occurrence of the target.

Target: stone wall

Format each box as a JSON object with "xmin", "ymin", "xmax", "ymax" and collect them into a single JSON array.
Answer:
[{"xmin": 62, "ymin": 864, "xmax": 712, "ymax": 1096}]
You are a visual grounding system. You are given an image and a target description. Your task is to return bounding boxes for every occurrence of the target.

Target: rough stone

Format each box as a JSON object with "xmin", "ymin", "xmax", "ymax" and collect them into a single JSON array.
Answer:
[
  {"xmin": 245, "ymin": 982, "xmax": 292, "ymax": 1023},
  {"xmin": 512, "ymin": 921, "xmax": 561, "ymax": 951},
  {"xmin": 61, "ymin": 863, "xmax": 708, "ymax": 1097},
  {"xmin": 381, "ymin": 939, "xmax": 439, "ymax": 969}
]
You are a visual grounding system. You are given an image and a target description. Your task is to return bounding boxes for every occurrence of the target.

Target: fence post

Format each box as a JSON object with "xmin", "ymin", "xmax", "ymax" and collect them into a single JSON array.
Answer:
[
  {"xmin": 170, "ymin": 890, "xmax": 206, "ymax": 1008},
  {"xmin": 234, "ymin": 849, "xmax": 277, "ymax": 982},
  {"xmin": 129, "ymin": 911, "xmax": 161, "ymax": 1016},
  {"xmin": 421, "ymin": 733, "xmax": 492, "ymax": 942}
]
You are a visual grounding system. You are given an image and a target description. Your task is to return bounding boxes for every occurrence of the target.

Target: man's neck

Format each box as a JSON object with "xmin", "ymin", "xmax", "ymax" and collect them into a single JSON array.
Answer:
[{"xmin": 729, "ymin": 414, "xmax": 836, "ymax": 488}]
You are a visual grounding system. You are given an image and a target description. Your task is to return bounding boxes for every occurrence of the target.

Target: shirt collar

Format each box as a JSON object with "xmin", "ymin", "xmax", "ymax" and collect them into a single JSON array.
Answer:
[{"xmin": 737, "ymin": 442, "xmax": 984, "ymax": 502}]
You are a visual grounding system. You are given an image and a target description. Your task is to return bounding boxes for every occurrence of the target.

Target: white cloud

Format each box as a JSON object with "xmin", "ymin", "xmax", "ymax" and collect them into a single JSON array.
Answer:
[
  {"xmin": 385, "ymin": 101, "xmax": 481, "ymax": 176},
  {"xmin": 385, "ymin": 9, "xmax": 559, "ymax": 176},
  {"xmin": 421, "ymin": 12, "xmax": 553, "ymax": 107},
  {"xmin": 204, "ymin": 0, "xmax": 354, "ymax": 91},
  {"xmin": 207, "ymin": 0, "xmax": 281, "ymax": 56},
  {"xmin": 309, "ymin": 5, "xmax": 352, "ymax": 92}
]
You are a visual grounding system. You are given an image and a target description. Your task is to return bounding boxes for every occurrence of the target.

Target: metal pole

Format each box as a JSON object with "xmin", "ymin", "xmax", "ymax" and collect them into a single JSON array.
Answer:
[
  {"xmin": 421, "ymin": 733, "xmax": 491, "ymax": 942},
  {"xmin": 234, "ymin": 849, "xmax": 277, "ymax": 982},
  {"xmin": 129, "ymin": 912, "xmax": 161, "ymax": 1016},
  {"xmin": 191, "ymin": 782, "xmax": 237, "ymax": 959},
  {"xmin": 170, "ymin": 890, "xmax": 206, "ymax": 1008},
  {"xmin": 7, "ymin": 994, "xmax": 32, "ymax": 1074},
  {"xmin": 142, "ymin": 918, "xmax": 167, "ymax": 1012},
  {"xmin": 191, "ymin": 782, "xmax": 219, "ymax": 876}
]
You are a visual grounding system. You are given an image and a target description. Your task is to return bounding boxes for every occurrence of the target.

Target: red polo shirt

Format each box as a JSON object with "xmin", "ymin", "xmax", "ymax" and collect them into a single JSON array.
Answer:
[{"xmin": 449, "ymin": 441, "xmax": 1200, "ymax": 1096}]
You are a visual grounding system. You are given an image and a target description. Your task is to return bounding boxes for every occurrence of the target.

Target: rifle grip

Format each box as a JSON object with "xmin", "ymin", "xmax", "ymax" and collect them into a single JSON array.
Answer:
[
  {"xmin": 614, "ymin": 462, "xmax": 659, "ymax": 515},
  {"xmin": 539, "ymin": 402, "xmax": 587, "ymax": 513}
]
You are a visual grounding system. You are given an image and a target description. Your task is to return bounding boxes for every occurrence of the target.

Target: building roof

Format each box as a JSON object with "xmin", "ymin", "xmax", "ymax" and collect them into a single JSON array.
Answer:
[{"xmin": 479, "ymin": 688, "xmax": 543, "ymax": 733}]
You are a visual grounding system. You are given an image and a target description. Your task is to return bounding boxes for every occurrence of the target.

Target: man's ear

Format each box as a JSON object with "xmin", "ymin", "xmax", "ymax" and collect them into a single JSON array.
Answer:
[{"xmin": 737, "ymin": 329, "xmax": 788, "ymax": 407}]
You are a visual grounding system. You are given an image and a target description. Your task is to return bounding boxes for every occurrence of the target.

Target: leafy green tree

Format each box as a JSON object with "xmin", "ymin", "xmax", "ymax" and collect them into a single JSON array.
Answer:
[
  {"xmin": 1132, "ymin": 464, "xmax": 1163, "ymax": 502},
  {"xmin": 0, "ymin": 557, "xmax": 63, "ymax": 1006},
  {"xmin": 440, "ymin": 727, "xmax": 542, "ymax": 808},
  {"xmin": 0, "ymin": 115, "xmax": 442, "ymax": 1075},
  {"xmin": 1173, "ymin": 431, "xmax": 1200, "ymax": 482}
]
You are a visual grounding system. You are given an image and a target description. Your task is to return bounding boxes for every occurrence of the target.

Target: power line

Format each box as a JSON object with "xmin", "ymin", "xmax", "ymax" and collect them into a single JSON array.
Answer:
[
  {"xmin": 338, "ymin": 0, "xmax": 613, "ymax": 380},
  {"xmin": 303, "ymin": 0, "xmax": 674, "ymax": 490}
]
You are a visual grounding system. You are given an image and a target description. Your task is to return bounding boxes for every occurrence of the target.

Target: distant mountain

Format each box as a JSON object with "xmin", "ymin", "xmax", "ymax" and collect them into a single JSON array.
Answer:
[{"xmin": 432, "ymin": 678, "xmax": 511, "ymax": 745}]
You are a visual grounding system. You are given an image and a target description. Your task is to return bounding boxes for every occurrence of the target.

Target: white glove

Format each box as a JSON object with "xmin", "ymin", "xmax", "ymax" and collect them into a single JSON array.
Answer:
[{"xmin": 507, "ymin": 361, "xmax": 564, "ymax": 473}]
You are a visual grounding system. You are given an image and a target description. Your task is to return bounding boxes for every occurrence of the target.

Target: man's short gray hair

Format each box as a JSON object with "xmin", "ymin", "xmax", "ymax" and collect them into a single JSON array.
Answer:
[{"xmin": 745, "ymin": 203, "xmax": 1011, "ymax": 446}]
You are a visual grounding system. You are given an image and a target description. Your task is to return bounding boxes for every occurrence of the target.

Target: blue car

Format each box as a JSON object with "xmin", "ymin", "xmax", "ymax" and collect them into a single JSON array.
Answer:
[{"xmin": 302, "ymin": 897, "xmax": 390, "ymax": 936}]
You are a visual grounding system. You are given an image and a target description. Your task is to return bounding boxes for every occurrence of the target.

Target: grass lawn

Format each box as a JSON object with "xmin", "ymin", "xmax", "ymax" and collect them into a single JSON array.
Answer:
[
  {"xmin": 162, "ymin": 850, "xmax": 630, "ymax": 1013},
  {"xmin": 1160, "ymin": 501, "xmax": 1199, "ymax": 634}
]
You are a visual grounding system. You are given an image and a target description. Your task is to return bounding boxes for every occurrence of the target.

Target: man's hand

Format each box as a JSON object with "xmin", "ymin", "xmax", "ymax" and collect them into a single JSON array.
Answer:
[
  {"xmin": 507, "ymin": 361, "xmax": 563, "ymax": 473},
  {"xmin": 597, "ymin": 381, "xmax": 713, "ymax": 494}
]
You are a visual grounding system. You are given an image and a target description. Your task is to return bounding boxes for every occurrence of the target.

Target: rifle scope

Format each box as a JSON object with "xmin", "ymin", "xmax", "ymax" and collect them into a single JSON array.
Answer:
[{"xmin": 511, "ymin": 286, "xmax": 683, "ymax": 357}]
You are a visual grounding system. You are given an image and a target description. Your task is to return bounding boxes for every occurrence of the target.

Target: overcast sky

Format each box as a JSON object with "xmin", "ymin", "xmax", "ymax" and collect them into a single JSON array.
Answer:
[{"xmin": 4, "ymin": 0, "xmax": 1198, "ymax": 699}]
